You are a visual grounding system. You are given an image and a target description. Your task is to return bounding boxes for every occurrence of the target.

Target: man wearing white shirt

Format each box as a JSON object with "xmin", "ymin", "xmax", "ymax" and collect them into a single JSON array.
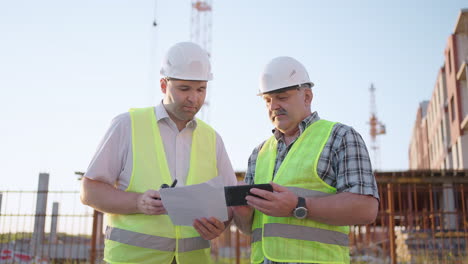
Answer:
[{"xmin": 80, "ymin": 42, "xmax": 237, "ymax": 264}]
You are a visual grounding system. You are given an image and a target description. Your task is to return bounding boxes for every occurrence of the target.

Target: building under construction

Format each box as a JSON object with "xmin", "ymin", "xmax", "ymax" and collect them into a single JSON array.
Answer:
[{"xmin": 409, "ymin": 9, "xmax": 468, "ymax": 170}]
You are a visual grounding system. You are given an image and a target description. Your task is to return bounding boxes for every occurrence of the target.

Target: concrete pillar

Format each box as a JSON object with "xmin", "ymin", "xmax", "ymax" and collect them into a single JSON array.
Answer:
[
  {"xmin": 90, "ymin": 210, "xmax": 105, "ymax": 264},
  {"xmin": 443, "ymin": 183, "xmax": 457, "ymax": 229},
  {"xmin": 31, "ymin": 173, "xmax": 49, "ymax": 256},
  {"xmin": 49, "ymin": 202, "xmax": 59, "ymax": 243},
  {"xmin": 96, "ymin": 211, "xmax": 104, "ymax": 247},
  {"xmin": 460, "ymin": 134, "xmax": 468, "ymax": 169}
]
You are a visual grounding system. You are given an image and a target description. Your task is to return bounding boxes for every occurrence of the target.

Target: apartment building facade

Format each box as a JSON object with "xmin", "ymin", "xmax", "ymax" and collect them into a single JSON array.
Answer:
[{"xmin": 409, "ymin": 9, "xmax": 468, "ymax": 169}]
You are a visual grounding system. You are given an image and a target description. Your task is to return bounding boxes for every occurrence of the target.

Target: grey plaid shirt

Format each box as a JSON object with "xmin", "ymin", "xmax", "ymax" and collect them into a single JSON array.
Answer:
[{"xmin": 244, "ymin": 112, "xmax": 379, "ymax": 264}]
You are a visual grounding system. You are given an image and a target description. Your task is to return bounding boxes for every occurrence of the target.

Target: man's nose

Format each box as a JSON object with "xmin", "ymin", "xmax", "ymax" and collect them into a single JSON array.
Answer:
[
  {"xmin": 186, "ymin": 91, "xmax": 197, "ymax": 102},
  {"xmin": 268, "ymin": 100, "xmax": 280, "ymax": 111}
]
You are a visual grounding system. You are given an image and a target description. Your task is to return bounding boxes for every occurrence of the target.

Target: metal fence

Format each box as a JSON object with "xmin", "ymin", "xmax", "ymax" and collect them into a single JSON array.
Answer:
[
  {"xmin": 213, "ymin": 171, "xmax": 468, "ymax": 264},
  {"xmin": 0, "ymin": 173, "xmax": 96, "ymax": 263},
  {"xmin": 0, "ymin": 201, "xmax": 94, "ymax": 262},
  {"xmin": 349, "ymin": 171, "xmax": 468, "ymax": 264},
  {"xmin": 1, "ymin": 171, "xmax": 468, "ymax": 263}
]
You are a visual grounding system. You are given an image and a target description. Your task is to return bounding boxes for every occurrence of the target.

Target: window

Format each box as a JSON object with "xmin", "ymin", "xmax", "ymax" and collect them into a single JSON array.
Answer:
[
  {"xmin": 440, "ymin": 123, "xmax": 445, "ymax": 147},
  {"xmin": 453, "ymin": 142, "xmax": 459, "ymax": 169},
  {"xmin": 448, "ymin": 49, "xmax": 452, "ymax": 74},
  {"xmin": 451, "ymin": 96, "xmax": 456, "ymax": 121}
]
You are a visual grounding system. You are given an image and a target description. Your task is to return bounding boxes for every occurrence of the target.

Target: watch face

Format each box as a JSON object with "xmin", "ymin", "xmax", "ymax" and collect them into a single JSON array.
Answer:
[{"xmin": 294, "ymin": 207, "xmax": 307, "ymax": 219}]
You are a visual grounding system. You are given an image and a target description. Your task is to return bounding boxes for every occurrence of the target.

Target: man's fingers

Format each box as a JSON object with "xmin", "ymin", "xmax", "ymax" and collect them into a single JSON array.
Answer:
[
  {"xmin": 208, "ymin": 217, "xmax": 224, "ymax": 230},
  {"xmin": 199, "ymin": 218, "xmax": 219, "ymax": 233},
  {"xmin": 246, "ymin": 196, "xmax": 279, "ymax": 216},
  {"xmin": 193, "ymin": 219, "xmax": 210, "ymax": 238},
  {"xmin": 156, "ymin": 208, "xmax": 167, "ymax": 214},
  {"xmin": 137, "ymin": 191, "xmax": 168, "ymax": 215},
  {"xmin": 145, "ymin": 198, "xmax": 164, "ymax": 207},
  {"xmin": 246, "ymin": 194, "xmax": 275, "ymax": 207},
  {"xmin": 193, "ymin": 218, "xmax": 224, "ymax": 240},
  {"xmin": 151, "ymin": 207, "xmax": 166, "ymax": 215},
  {"xmin": 270, "ymin": 182, "xmax": 288, "ymax": 192},
  {"xmin": 247, "ymin": 202, "xmax": 271, "ymax": 216},
  {"xmin": 249, "ymin": 188, "xmax": 276, "ymax": 201},
  {"xmin": 145, "ymin": 190, "xmax": 161, "ymax": 199},
  {"xmin": 148, "ymin": 200, "xmax": 166, "ymax": 214}
]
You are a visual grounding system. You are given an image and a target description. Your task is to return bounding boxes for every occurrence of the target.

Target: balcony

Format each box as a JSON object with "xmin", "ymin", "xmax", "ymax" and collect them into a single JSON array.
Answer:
[
  {"xmin": 456, "ymin": 61, "xmax": 467, "ymax": 81},
  {"xmin": 462, "ymin": 116, "xmax": 468, "ymax": 131},
  {"xmin": 457, "ymin": 62, "xmax": 468, "ymax": 131}
]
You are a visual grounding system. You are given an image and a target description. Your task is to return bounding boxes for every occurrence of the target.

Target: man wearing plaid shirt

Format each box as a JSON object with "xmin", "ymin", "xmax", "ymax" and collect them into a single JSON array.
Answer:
[{"xmin": 232, "ymin": 56, "xmax": 379, "ymax": 264}]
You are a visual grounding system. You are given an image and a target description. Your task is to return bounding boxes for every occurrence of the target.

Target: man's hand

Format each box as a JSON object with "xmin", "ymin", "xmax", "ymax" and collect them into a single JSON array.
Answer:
[
  {"xmin": 231, "ymin": 180, "xmax": 254, "ymax": 218},
  {"xmin": 193, "ymin": 217, "xmax": 225, "ymax": 240},
  {"xmin": 136, "ymin": 190, "xmax": 167, "ymax": 215},
  {"xmin": 230, "ymin": 181, "xmax": 255, "ymax": 234},
  {"xmin": 246, "ymin": 182, "xmax": 297, "ymax": 217}
]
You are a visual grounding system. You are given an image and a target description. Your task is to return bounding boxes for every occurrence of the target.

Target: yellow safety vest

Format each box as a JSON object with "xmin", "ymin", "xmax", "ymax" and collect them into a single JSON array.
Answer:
[
  {"xmin": 251, "ymin": 120, "xmax": 350, "ymax": 264},
  {"xmin": 104, "ymin": 107, "xmax": 218, "ymax": 264}
]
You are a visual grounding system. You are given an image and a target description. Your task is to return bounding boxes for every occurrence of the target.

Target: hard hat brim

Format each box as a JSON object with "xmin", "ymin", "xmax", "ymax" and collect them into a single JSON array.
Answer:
[{"xmin": 257, "ymin": 82, "xmax": 314, "ymax": 96}]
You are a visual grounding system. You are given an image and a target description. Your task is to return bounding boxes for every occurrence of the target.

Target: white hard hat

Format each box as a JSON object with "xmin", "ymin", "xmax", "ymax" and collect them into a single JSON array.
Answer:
[
  {"xmin": 160, "ymin": 42, "xmax": 213, "ymax": 81},
  {"xmin": 259, "ymin": 56, "xmax": 314, "ymax": 95}
]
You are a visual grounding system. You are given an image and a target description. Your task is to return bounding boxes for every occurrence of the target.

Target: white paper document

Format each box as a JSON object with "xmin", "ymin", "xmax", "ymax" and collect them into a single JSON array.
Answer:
[{"xmin": 159, "ymin": 177, "xmax": 228, "ymax": 226}]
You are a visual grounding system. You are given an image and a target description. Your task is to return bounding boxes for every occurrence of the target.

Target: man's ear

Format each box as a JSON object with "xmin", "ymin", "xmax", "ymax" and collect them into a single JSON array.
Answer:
[
  {"xmin": 304, "ymin": 88, "xmax": 313, "ymax": 106},
  {"xmin": 160, "ymin": 78, "xmax": 167, "ymax": 94}
]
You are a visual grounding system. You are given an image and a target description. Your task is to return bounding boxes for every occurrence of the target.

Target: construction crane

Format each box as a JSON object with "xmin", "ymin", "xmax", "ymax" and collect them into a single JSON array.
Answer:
[
  {"xmin": 191, "ymin": 0, "xmax": 213, "ymax": 122},
  {"xmin": 191, "ymin": 1, "xmax": 212, "ymax": 56},
  {"xmin": 369, "ymin": 83, "xmax": 386, "ymax": 170}
]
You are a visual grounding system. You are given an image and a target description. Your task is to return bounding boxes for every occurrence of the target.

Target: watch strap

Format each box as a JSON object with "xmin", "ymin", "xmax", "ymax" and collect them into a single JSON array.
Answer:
[{"xmin": 296, "ymin": 196, "xmax": 306, "ymax": 208}]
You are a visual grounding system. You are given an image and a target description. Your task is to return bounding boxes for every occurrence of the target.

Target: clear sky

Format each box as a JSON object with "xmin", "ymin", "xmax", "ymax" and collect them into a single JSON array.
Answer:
[{"xmin": 1, "ymin": 0, "xmax": 466, "ymax": 191}]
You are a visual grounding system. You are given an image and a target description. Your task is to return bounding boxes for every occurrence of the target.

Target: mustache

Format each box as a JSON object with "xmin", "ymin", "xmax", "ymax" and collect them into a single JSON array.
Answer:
[{"xmin": 271, "ymin": 109, "xmax": 287, "ymax": 117}]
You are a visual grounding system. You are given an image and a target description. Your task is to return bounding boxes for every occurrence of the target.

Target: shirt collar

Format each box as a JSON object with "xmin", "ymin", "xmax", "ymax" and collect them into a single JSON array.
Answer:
[
  {"xmin": 272, "ymin": 111, "xmax": 320, "ymax": 141},
  {"xmin": 155, "ymin": 102, "xmax": 197, "ymax": 128}
]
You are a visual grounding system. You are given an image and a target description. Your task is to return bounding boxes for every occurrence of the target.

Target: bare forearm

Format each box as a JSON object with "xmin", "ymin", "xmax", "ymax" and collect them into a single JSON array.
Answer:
[
  {"xmin": 223, "ymin": 208, "xmax": 234, "ymax": 231},
  {"xmin": 306, "ymin": 192, "xmax": 378, "ymax": 226},
  {"xmin": 232, "ymin": 209, "xmax": 254, "ymax": 234},
  {"xmin": 80, "ymin": 177, "xmax": 141, "ymax": 214}
]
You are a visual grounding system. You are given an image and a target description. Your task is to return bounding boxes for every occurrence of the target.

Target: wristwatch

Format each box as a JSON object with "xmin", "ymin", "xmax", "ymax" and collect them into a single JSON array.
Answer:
[{"xmin": 293, "ymin": 196, "xmax": 308, "ymax": 219}]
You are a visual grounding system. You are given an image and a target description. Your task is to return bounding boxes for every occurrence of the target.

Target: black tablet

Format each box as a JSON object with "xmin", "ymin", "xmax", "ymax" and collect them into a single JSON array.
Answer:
[{"xmin": 224, "ymin": 184, "xmax": 273, "ymax": 206}]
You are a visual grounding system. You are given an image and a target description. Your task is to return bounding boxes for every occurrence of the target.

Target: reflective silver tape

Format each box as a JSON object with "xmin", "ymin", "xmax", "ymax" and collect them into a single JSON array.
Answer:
[
  {"xmin": 286, "ymin": 187, "xmax": 332, "ymax": 198},
  {"xmin": 178, "ymin": 236, "xmax": 210, "ymax": 252},
  {"xmin": 106, "ymin": 226, "xmax": 176, "ymax": 251},
  {"xmin": 105, "ymin": 226, "xmax": 209, "ymax": 252},
  {"xmin": 264, "ymin": 223, "xmax": 349, "ymax": 246},
  {"xmin": 251, "ymin": 228, "xmax": 263, "ymax": 243}
]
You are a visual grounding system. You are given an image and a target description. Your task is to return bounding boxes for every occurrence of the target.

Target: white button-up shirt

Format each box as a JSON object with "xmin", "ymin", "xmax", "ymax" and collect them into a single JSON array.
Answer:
[{"xmin": 84, "ymin": 103, "xmax": 237, "ymax": 190}]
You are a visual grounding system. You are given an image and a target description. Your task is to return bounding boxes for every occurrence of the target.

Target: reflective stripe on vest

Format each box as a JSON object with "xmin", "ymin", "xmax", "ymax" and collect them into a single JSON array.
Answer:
[
  {"xmin": 251, "ymin": 224, "xmax": 349, "ymax": 246},
  {"xmin": 251, "ymin": 187, "xmax": 346, "ymax": 246},
  {"xmin": 105, "ymin": 226, "xmax": 210, "ymax": 252},
  {"xmin": 104, "ymin": 107, "xmax": 217, "ymax": 264},
  {"xmin": 251, "ymin": 119, "xmax": 350, "ymax": 264},
  {"xmin": 251, "ymin": 228, "xmax": 262, "ymax": 244}
]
